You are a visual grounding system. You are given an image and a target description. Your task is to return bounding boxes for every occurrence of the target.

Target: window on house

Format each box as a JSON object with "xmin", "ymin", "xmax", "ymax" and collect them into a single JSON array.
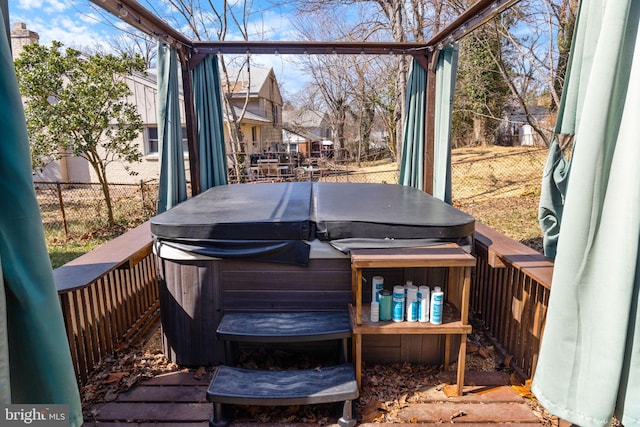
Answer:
[
  {"xmin": 272, "ymin": 104, "xmax": 279, "ymax": 125},
  {"xmin": 144, "ymin": 126, "xmax": 189, "ymax": 155}
]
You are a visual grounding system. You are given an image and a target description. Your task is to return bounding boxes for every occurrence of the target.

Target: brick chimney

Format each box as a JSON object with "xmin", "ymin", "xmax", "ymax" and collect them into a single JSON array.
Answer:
[{"xmin": 10, "ymin": 22, "xmax": 39, "ymax": 59}]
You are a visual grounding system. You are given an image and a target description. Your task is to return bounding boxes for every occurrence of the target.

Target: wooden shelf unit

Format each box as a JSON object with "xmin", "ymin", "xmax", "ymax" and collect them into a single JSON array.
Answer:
[{"xmin": 349, "ymin": 244, "xmax": 476, "ymax": 396}]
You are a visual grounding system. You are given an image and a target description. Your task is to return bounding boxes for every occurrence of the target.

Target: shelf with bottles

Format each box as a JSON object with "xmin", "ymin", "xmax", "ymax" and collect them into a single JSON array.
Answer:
[
  {"xmin": 348, "ymin": 302, "xmax": 472, "ymax": 335},
  {"xmin": 349, "ymin": 243, "xmax": 476, "ymax": 396}
]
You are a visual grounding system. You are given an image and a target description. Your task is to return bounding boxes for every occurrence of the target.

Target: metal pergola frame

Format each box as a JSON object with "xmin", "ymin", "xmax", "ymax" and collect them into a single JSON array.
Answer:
[{"xmin": 90, "ymin": 0, "xmax": 521, "ymax": 195}]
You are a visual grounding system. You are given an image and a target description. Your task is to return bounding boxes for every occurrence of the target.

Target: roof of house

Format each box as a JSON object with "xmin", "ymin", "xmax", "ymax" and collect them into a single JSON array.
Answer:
[
  {"xmin": 282, "ymin": 110, "xmax": 328, "ymax": 129},
  {"xmin": 222, "ymin": 67, "xmax": 274, "ymax": 95},
  {"xmin": 229, "ymin": 106, "xmax": 271, "ymax": 124},
  {"xmin": 282, "ymin": 125, "xmax": 323, "ymax": 143}
]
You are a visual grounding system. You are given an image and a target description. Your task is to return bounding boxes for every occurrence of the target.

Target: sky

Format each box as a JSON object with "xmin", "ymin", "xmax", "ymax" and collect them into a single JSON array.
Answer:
[{"xmin": 9, "ymin": 0, "xmax": 312, "ymax": 94}]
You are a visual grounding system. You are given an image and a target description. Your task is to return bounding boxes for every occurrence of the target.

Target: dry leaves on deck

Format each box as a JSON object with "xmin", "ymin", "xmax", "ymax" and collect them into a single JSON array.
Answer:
[{"xmin": 80, "ymin": 335, "xmax": 180, "ymax": 407}]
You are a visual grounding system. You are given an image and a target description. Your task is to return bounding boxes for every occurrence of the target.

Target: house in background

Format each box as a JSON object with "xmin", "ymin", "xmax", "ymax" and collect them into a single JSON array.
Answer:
[
  {"xmin": 223, "ymin": 67, "xmax": 283, "ymax": 158},
  {"xmin": 282, "ymin": 110, "xmax": 332, "ymax": 157},
  {"xmin": 498, "ymin": 105, "xmax": 551, "ymax": 147},
  {"xmin": 12, "ymin": 23, "xmax": 283, "ymax": 184}
]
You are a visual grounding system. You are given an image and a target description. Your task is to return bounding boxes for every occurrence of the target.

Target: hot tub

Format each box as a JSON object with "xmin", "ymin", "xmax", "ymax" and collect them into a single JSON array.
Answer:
[{"xmin": 151, "ymin": 182, "xmax": 475, "ymax": 366}]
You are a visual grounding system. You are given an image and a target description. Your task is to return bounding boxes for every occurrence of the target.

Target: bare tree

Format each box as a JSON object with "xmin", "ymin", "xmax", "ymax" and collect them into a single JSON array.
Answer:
[
  {"xmin": 479, "ymin": 0, "xmax": 578, "ymax": 146},
  {"xmin": 141, "ymin": 0, "xmax": 259, "ymax": 178},
  {"xmin": 292, "ymin": 11, "xmax": 356, "ymax": 159},
  {"xmin": 109, "ymin": 30, "xmax": 157, "ymax": 68},
  {"xmin": 289, "ymin": 0, "xmax": 456, "ymax": 158}
]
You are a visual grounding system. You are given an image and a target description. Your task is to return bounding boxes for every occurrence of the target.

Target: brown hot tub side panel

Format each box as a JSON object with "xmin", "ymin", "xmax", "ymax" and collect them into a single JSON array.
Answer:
[{"xmin": 159, "ymin": 256, "xmax": 353, "ymax": 366}]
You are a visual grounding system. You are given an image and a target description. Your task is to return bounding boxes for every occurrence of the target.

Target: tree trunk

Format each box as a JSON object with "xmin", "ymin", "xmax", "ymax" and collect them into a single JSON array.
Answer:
[{"xmin": 473, "ymin": 117, "xmax": 487, "ymax": 146}]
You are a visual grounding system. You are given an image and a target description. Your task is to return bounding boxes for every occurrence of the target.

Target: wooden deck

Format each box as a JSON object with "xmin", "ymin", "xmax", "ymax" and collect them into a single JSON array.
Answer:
[{"xmin": 82, "ymin": 369, "xmax": 545, "ymax": 426}]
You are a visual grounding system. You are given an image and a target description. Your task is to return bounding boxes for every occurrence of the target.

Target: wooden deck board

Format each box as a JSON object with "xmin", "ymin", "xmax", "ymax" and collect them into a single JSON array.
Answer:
[
  {"xmin": 398, "ymin": 402, "xmax": 541, "ymax": 423},
  {"xmin": 87, "ymin": 402, "xmax": 212, "ymax": 422},
  {"xmin": 117, "ymin": 385, "xmax": 209, "ymax": 402}
]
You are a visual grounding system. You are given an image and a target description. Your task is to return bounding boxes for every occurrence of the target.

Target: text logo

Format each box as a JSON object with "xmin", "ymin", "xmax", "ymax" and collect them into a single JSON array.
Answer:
[{"xmin": 1, "ymin": 405, "xmax": 69, "ymax": 426}]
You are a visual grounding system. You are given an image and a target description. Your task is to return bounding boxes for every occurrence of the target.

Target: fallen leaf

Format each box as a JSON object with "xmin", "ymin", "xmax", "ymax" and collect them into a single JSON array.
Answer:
[
  {"xmin": 478, "ymin": 346, "xmax": 492, "ymax": 359},
  {"xmin": 504, "ymin": 354, "xmax": 513, "ymax": 367},
  {"xmin": 450, "ymin": 410, "xmax": 466, "ymax": 421},
  {"xmin": 513, "ymin": 379, "xmax": 535, "ymax": 399},
  {"xmin": 443, "ymin": 384, "xmax": 459, "ymax": 397},
  {"xmin": 193, "ymin": 366, "xmax": 207, "ymax": 380},
  {"xmin": 398, "ymin": 393, "xmax": 409, "ymax": 408},
  {"xmin": 103, "ymin": 372, "xmax": 128, "ymax": 384}
]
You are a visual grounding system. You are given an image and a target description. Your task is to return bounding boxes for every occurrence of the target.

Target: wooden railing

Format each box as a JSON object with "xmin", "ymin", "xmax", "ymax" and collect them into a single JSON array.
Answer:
[
  {"xmin": 471, "ymin": 222, "xmax": 554, "ymax": 380},
  {"xmin": 54, "ymin": 221, "xmax": 159, "ymax": 386},
  {"xmin": 53, "ymin": 219, "xmax": 553, "ymax": 385}
]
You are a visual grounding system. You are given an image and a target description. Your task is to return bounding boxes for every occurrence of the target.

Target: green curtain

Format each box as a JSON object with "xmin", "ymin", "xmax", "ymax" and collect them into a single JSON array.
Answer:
[
  {"xmin": 399, "ymin": 49, "xmax": 459, "ymax": 199},
  {"xmin": 192, "ymin": 54, "xmax": 228, "ymax": 190},
  {"xmin": 0, "ymin": 1, "xmax": 82, "ymax": 424},
  {"xmin": 538, "ymin": 0, "xmax": 597, "ymax": 259},
  {"xmin": 532, "ymin": 1, "xmax": 640, "ymax": 426},
  {"xmin": 399, "ymin": 58, "xmax": 426, "ymax": 190},
  {"xmin": 157, "ymin": 42, "xmax": 187, "ymax": 213},
  {"xmin": 433, "ymin": 45, "xmax": 458, "ymax": 204}
]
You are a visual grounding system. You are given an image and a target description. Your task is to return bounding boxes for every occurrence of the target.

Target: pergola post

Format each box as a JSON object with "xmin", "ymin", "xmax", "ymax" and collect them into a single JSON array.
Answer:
[
  {"xmin": 177, "ymin": 46, "xmax": 201, "ymax": 196},
  {"xmin": 423, "ymin": 50, "xmax": 438, "ymax": 195}
]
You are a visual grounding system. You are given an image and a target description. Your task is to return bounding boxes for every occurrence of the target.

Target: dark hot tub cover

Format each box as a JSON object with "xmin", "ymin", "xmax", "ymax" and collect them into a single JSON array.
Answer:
[
  {"xmin": 151, "ymin": 182, "xmax": 314, "ymax": 241},
  {"xmin": 150, "ymin": 182, "xmax": 475, "ymax": 265},
  {"xmin": 312, "ymin": 182, "xmax": 474, "ymax": 241}
]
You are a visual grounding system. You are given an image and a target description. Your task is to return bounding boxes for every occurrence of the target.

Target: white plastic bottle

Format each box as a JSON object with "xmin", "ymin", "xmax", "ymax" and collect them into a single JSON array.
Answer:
[
  {"xmin": 371, "ymin": 276, "xmax": 384, "ymax": 303},
  {"xmin": 418, "ymin": 285, "xmax": 430, "ymax": 322},
  {"xmin": 392, "ymin": 285, "xmax": 405, "ymax": 322},
  {"xmin": 430, "ymin": 286, "xmax": 444, "ymax": 325},
  {"xmin": 370, "ymin": 301, "xmax": 380, "ymax": 322},
  {"xmin": 405, "ymin": 285, "xmax": 418, "ymax": 322}
]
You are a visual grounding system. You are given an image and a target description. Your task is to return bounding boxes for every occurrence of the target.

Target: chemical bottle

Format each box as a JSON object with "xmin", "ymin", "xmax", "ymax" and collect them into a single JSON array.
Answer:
[
  {"xmin": 405, "ymin": 284, "xmax": 418, "ymax": 322},
  {"xmin": 371, "ymin": 276, "xmax": 384, "ymax": 303},
  {"xmin": 392, "ymin": 285, "xmax": 405, "ymax": 322},
  {"xmin": 418, "ymin": 285, "xmax": 430, "ymax": 322},
  {"xmin": 370, "ymin": 301, "xmax": 380, "ymax": 322},
  {"xmin": 430, "ymin": 286, "xmax": 444, "ymax": 325}
]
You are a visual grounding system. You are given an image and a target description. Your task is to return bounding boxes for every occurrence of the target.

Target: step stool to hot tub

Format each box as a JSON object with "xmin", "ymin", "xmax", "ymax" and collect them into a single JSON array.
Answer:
[
  {"xmin": 207, "ymin": 364, "xmax": 358, "ymax": 427},
  {"xmin": 216, "ymin": 310, "xmax": 352, "ymax": 363},
  {"xmin": 208, "ymin": 310, "xmax": 357, "ymax": 427}
]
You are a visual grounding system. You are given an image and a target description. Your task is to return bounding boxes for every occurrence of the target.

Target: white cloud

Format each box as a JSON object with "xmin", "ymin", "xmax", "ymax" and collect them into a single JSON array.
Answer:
[
  {"xmin": 44, "ymin": 0, "xmax": 69, "ymax": 13},
  {"xmin": 248, "ymin": 9, "xmax": 300, "ymax": 41},
  {"xmin": 10, "ymin": 10, "xmax": 113, "ymax": 53},
  {"xmin": 15, "ymin": 0, "xmax": 44, "ymax": 10},
  {"xmin": 15, "ymin": 0, "xmax": 69, "ymax": 12}
]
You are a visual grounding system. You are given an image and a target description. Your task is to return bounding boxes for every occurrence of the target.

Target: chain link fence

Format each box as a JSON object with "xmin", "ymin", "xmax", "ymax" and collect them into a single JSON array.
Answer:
[
  {"xmin": 36, "ymin": 181, "xmax": 158, "ymax": 241},
  {"xmin": 35, "ymin": 146, "xmax": 548, "ymax": 244}
]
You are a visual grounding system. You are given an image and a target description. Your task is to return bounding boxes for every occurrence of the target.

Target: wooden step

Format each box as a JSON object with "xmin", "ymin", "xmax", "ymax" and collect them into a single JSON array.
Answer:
[
  {"xmin": 206, "ymin": 364, "xmax": 358, "ymax": 427},
  {"xmin": 216, "ymin": 311, "xmax": 351, "ymax": 342}
]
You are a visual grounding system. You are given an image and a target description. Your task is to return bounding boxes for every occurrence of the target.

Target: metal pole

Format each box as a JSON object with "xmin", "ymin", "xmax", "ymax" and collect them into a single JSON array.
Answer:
[{"xmin": 56, "ymin": 181, "xmax": 69, "ymax": 240}]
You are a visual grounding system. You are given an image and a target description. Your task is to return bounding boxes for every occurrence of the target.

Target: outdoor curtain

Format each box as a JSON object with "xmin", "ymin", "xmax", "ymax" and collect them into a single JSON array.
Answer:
[
  {"xmin": 157, "ymin": 42, "xmax": 187, "ymax": 213},
  {"xmin": 0, "ymin": 1, "xmax": 82, "ymax": 424},
  {"xmin": 192, "ymin": 54, "xmax": 228, "ymax": 190},
  {"xmin": 399, "ymin": 46, "xmax": 459, "ymax": 202},
  {"xmin": 532, "ymin": 1, "xmax": 640, "ymax": 427},
  {"xmin": 432, "ymin": 45, "xmax": 458, "ymax": 204},
  {"xmin": 399, "ymin": 58, "xmax": 426, "ymax": 190}
]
